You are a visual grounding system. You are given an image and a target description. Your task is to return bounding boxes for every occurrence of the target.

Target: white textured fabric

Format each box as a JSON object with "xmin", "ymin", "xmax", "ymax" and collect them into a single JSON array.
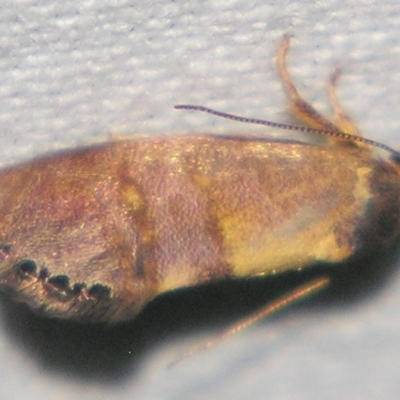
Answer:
[{"xmin": 1, "ymin": 1, "xmax": 400, "ymax": 399}]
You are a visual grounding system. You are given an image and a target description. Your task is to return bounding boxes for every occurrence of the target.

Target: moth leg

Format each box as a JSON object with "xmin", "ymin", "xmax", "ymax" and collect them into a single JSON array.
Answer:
[
  {"xmin": 169, "ymin": 276, "xmax": 330, "ymax": 367},
  {"xmin": 277, "ymin": 35, "xmax": 341, "ymax": 133},
  {"xmin": 327, "ymin": 68, "xmax": 362, "ymax": 137}
]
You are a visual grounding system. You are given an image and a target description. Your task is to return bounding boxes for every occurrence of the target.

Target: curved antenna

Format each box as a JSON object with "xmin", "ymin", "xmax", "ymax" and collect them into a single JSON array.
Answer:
[{"xmin": 175, "ymin": 104, "xmax": 400, "ymax": 159}]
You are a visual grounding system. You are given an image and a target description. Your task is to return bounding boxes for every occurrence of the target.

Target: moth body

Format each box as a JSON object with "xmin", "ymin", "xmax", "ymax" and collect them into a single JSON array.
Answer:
[{"xmin": 0, "ymin": 37, "xmax": 398, "ymax": 323}]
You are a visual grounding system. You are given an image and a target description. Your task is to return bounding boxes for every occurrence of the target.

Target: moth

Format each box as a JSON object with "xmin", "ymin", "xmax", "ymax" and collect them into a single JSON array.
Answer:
[{"xmin": 0, "ymin": 36, "xmax": 398, "ymax": 324}]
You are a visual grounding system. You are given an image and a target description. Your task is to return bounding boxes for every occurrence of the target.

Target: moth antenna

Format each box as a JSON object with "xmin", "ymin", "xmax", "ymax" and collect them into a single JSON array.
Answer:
[{"xmin": 175, "ymin": 104, "xmax": 400, "ymax": 160}]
